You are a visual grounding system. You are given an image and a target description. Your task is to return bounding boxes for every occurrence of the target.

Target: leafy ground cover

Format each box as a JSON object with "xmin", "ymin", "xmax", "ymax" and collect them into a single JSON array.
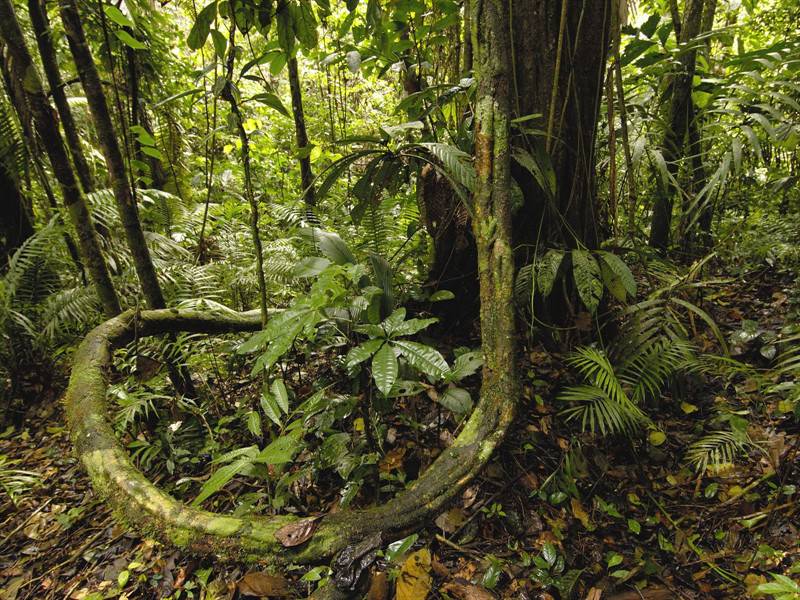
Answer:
[{"xmin": 2, "ymin": 265, "xmax": 797, "ymax": 600}]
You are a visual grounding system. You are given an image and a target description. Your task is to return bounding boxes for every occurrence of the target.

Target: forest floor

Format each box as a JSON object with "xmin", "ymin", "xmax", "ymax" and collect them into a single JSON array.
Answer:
[{"xmin": 1, "ymin": 267, "xmax": 798, "ymax": 600}]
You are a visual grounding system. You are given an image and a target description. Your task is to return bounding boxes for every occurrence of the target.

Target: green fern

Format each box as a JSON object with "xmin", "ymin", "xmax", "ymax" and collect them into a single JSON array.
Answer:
[{"xmin": 685, "ymin": 430, "xmax": 754, "ymax": 474}]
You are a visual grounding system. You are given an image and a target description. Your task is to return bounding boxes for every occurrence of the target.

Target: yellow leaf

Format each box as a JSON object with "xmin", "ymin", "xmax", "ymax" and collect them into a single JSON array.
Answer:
[
  {"xmin": 570, "ymin": 498, "xmax": 593, "ymax": 530},
  {"xmin": 353, "ymin": 417, "xmax": 365, "ymax": 432},
  {"xmin": 395, "ymin": 549, "xmax": 432, "ymax": 600},
  {"xmin": 649, "ymin": 430, "xmax": 666, "ymax": 446},
  {"xmin": 680, "ymin": 402, "xmax": 698, "ymax": 414}
]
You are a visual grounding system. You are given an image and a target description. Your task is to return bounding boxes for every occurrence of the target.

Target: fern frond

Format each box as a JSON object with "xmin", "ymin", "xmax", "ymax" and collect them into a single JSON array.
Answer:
[{"xmin": 685, "ymin": 430, "xmax": 753, "ymax": 473}]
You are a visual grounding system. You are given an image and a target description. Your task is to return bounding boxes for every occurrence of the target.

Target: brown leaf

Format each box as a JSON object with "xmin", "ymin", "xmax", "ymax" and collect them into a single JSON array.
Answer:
[
  {"xmin": 462, "ymin": 485, "xmax": 479, "ymax": 509},
  {"xmin": 237, "ymin": 572, "xmax": 291, "ymax": 597},
  {"xmin": 134, "ymin": 355, "xmax": 162, "ymax": 381},
  {"xmin": 440, "ymin": 580, "xmax": 496, "ymax": 600},
  {"xmin": 435, "ymin": 508, "xmax": 466, "ymax": 533},
  {"xmin": 366, "ymin": 570, "xmax": 388, "ymax": 600},
  {"xmin": 379, "ymin": 447, "xmax": 406, "ymax": 473},
  {"xmin": 274, "ymin": 516, "xmax": 320, "ymax": 547},
  {"xmin": 584, "ymin": 587, "xmax": 602, "ymax": 600}
]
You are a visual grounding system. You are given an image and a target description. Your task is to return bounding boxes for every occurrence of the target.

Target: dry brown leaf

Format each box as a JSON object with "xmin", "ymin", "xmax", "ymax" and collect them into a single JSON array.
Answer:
[
  {"xmin": 366, "ymin": 570, "xmax": 389, "ymax": 600},
  {"xmin": 237, "ymin": 571, "xmax": 291, "ymax": 597},
  {"xmin": 274, "ymin": 516, "xmax": 320, "ymax": 547},
  {"xmin": 462, "ymin": 485, "xmax": 479, "ymax": 509},
  {"xmin": 379, "ymin": 447, "xmax": 406, "ymax": 473},
  {"xmin": 584, "ymin": 587, "xmax": 602, "ymax": 600},
  {"xmin": 395, "ymin": 548, "xmax": 432, "ymax": 600},
  {"xmin": 440, "ymin": 580, "xmax": 496, "ymax": 600},
  {"xmin": 435, "ymin": 508, "xmax": 466, "ymax": 533}
]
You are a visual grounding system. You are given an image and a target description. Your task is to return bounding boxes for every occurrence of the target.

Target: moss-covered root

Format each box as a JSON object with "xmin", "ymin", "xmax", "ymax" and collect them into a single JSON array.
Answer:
[{"xmin": 65, "ymin": 306, "xmax": 518, "ymax": 565}]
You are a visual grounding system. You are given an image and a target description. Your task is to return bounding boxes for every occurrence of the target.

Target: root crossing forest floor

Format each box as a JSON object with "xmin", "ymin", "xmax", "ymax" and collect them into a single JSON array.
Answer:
[{"xmin": 1, "ymin": 267, "xmax": 798, "ymax": 600}]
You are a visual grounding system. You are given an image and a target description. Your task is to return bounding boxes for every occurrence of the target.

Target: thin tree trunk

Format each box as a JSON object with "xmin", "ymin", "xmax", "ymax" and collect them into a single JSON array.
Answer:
[
  {"xmin": 0, "ymin": 43, "xmax": 85, "ymax": 275},
  {"xmin": 287, "ymin": 57, "xmax": 316, "ymax": 210},
  {"xmin": 223, "ymin": 28, "xmax": 268, "ymax": 328},
  {"xmin": 60, "ymin": 0, "xmax": 196, "ymax": 396},
  {"xmin": 648, "ymin": 0, "xmax": 705, "ymax": 252},
  {"xmin": 27, "ymin": 0, "xmax": 94, "ymax": 193},
  {"xmin": 0, "ymin": 1, "xmax": 120, "ymax": 316},
  {"xmin": 59, "ymin": 0, "xmax": 165, "ymax": 310}
]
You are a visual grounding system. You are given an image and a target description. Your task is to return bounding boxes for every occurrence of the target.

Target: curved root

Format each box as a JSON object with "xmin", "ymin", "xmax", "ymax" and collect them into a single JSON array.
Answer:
[{"xmin": 65, "ymin": 307, "xmax": 517, "ymax": 564}]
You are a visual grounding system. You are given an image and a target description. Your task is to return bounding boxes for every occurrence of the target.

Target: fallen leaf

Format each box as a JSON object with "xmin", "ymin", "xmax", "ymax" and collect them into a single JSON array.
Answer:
[
  {"xmin": 379, "ymin": 447, "xmax": 406, "ymax": 473},
  {"xmin": 237, "ymin": 572, "xmax": 290, "ymax": 597},
  {"xmin": 570, "ymin": 497, "xmax": 593, "ymax": 530},
  {"xmin": 462, "ymin": 486, "xmax": 479, "ymax": 509},
  {"xmin": 435, "ymin": 508, "xmax": 466, "ymax": 533},
  {"xmin": 366, "ymin": 570, "xmax": 388, "ymax": 600},
  {"xmin": 584, "ymin": 588, "xmax": 602, "ymax": 600},
  {"xmin": 395, "ymin": 549, "xmax": 432, "ymax": 600},
  {"xmin": 441, "ymin": 580, "xmax": 496, "ymax": 599},
  {"xmin": 274, "ymin": 516, "xmax": 320, "ymax": 547}
]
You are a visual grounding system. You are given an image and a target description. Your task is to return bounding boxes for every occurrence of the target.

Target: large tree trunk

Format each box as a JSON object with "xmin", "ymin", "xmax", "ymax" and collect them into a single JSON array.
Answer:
[
  {"xmin": 27, "ymin": 0, "xmax": 94, "ymax": 193},
  {"xmin": 0, "ymin": 0, "xmax": 120, "ymax": 317},
  {"xmin": 510, "ymin": 0, "xmax": 611, "ymax": 257},
  {"xmin": 288, "ymin": 57, "xmax": 316, "ymax": 211},
  {"xmin": 648, "ymin": 0, "xmax": 705, "ymax": 252}
]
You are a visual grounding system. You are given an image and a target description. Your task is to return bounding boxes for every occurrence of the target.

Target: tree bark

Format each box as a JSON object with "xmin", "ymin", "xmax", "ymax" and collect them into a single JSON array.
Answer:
[
  {"xmin": 648, "ymin": 0, "xmax": 705, "ymax": 252},
  {"xmin": 27, "ymin": 0, "xmax": 94, "ymax": 193},
  {"xmin": 510, "ymin": 0, "xmax": 612, "ymax": 257},
  {"xmin": 287, "ymin": 57, "xmax": 316, "ymax": 211},
  {"xmin": 0, "ymin": 152, "xmax": 34, "ymax": 266},
  {"xmin": 0, "ymin": 0, "xmax": 120, "ymax": 316}
]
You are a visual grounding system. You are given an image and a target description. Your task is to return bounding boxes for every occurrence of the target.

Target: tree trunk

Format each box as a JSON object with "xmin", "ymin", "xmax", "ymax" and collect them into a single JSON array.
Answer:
[
  {"xmin": 0, "ymin": 155, "xmax": 34, "ymax": 266},
  {"xmin": 0, "ymin": 0, "xmax": 120, "ymax": 317},
  {"xmin": 59, "ymin": 0, "xmax": 166, "ymax": 309},
  {"xmin": 648, "ymin": 0, "xmax": 705, "ymax": 252},
  {"xmin": 287, "ymin": 57, "xmax": 316, "ymax": 211},
  {"xmin": 0, "ymin": 43, "xmax": 85, "ymax": 276},
  {"xmin": 27, "ymin": 0, "xmax": 94, "ymax": 193},
  {"xmin": 510, "ymin": 0, "xmax": 612, "ymax": 257}
]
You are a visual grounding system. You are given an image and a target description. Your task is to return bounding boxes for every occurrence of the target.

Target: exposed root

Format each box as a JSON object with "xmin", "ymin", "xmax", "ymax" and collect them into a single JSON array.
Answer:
[{"xmin": 65, "ymin": 307, "xmax": 517, "ymax": 564}]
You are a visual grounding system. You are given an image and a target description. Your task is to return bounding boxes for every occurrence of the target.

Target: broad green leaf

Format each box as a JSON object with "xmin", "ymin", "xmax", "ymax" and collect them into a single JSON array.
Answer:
[
  {"xmin": 449, "ymin": 351, "xmax": 483, "ymax": 381},
  {"xmin": 437, "ymin": 386, "xmax": 472, "ymax": 414},
  {"xmin": 187, "ymin": 2, "xmax": 217, "ymax": 50},
  {"xmin": 391, "ymin": 317, "xmax": 438, "ymax": 338},
  {"xmin": 371, "ymin": 342, "xmax": 398, "ymax": 396},
  {"xmin": 104, "ymin": 5, "xmax": 134, "ymax": 28},
  {"xmin": 246, "ymin": 410, "xmax": 261, "ymax": 437},
  {"xmin": 429, "ymin": 290, "xmax": 455, "ymax": 302},
  {"xmin": 256, "ymin": 432, "xmax": 302, "ymax": 465},
  {"xmin": 345, "ymin": 339, "xmax": 382, "ymax": 368},
  {"xmin": 115, "ymin": 30, "xmax": 146, "ymax": 50},
  {"xmin": 210, "ymin": 28, "xmax": 226, "ymax": 59},
  {"xmin": 537, "ymin": 249, "xmax": 565, "ymax": 297},
  {"xmin": 192, "ymin": 455, "xmax": 253, "ymax": 506},
  {"xmin": 260, "ymin": 391, "xmax": 282, "ymax": 427},
  {"xmin": 572, "ymin": 250, "xmax": 603, "ymax": 313},
  {"xmin": 271, "ymin": 379, "xmax": 289, "ymax": 413},
  {"xmin": 252, "ymin": 92, "xmax": 290, "ymax": 117},
  {"xmin": 393, "ymin": 340, "xmax": 449, "ymax": 379},
  {"xmin": 598, "ymin": 252, "xmax": 636, "ymax": 298}
]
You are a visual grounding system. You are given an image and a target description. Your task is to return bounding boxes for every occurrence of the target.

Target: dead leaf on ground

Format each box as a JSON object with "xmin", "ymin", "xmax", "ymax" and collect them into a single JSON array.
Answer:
[
  {"xmin": 237, "ymin": 571, "xmax": 291, "ymax": 597},
  {"xmin": 584, "ymin": 587, "xmax": 602, "ymax": 600},
  {"xmin": 274, "ymin": 516, "xmax": 320, "ymax": 547},
  {"xmin": 395, "ymin": 548, "xmax": 432, "ymax": 600},
  {"xmin": 440, "ymin": 580, "xmax": 496, "ymax": 599},
  {"xmin": 366, "ymin": 570, "xmax": 388, "ymax": 600},
  {"xmin": 607, "ymin": 585, "xmax": 674, "ymax": 600},
  {"xmin": 435, "ymin": 508, "xmax": 466, "ymax": 533}
]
